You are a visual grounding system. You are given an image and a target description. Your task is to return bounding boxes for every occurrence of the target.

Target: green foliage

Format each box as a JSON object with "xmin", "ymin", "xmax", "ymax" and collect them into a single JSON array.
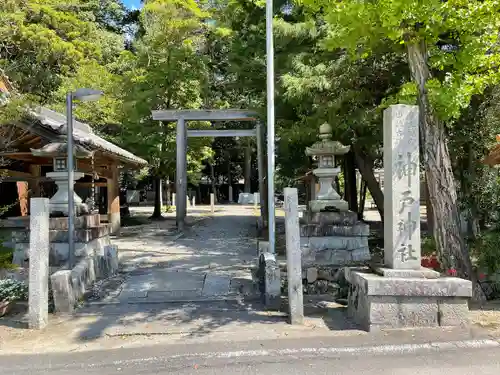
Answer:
[
  {"xmin": 0, "ymin": 279, "xmax": 28, "ymax": 302},
  {"xmin": 0, "ymin": 245, "xmax": 15, "ymax": 270},
  {"xmin": 421, "ymin": 236, "xmax": 437, "ymax": 257},
  {"xmin": 474, "ymin": 231, "xmax": 500, "ymax": 276},
  {"xmin": 120, "ymin": 0, "xmax": 213, "ymax": 183},
  {"xmin": 299, "ymin": 0, "xmax": 500, "ymax": 121}
]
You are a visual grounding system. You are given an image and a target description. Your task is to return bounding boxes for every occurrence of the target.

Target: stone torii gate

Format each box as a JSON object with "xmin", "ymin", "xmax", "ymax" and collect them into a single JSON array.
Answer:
[{"xmin": 151, "ymin": 109, "xmax": 267, "ymax": 230}]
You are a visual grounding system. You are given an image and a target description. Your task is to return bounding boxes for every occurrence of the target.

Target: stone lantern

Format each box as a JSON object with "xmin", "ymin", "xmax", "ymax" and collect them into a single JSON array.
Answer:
[
  {"xmin": 31, "ymin": 142, "xmax": 91, "ymax": 216},
  {"xmin": 305, "ymin": 123, "xmax": 350, "ymax": 212}
]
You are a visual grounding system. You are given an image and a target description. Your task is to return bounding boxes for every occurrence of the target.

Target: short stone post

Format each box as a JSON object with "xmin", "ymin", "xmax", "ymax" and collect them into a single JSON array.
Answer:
[
  {"xmin": 284, "ymin": 188, "xmax": 304, "ymax": 324},
  {"xmin": 187, "ymin": 195, "xmax": 190, "ymax": 208},
  {"xmin": 254, "ymin": 192, "xmax": 259, "ymax": 209},
  {"xmin": 28, "ymin": 198, "xmax": 50, "ymax": 329},
  {"xmin": 191, "ymin": 196, "xmax": 196, "ymax": 208},
  {"xmin": 210, "ymin": 193, "xmax": 215, "ymax": 214}
]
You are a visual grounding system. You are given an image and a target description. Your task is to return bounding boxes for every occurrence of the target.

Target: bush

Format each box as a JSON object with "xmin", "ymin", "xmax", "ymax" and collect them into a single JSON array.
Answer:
[
  {"xmin": 421, "ymin": 236, "xmax": 437, "ymax": 257},
  {"xmin": 0, "ymin": 244, "xmax": 15, "ymax": 270},
  {"xmin": 474, "ymin": 231, "xmax": 500, "ymax": 275},
  {"xmin": 0, "ymin": 279, "xmax": 28, "ymax": 302}
]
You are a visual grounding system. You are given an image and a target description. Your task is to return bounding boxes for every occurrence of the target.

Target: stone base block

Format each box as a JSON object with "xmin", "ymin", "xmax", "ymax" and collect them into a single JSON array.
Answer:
[
  {"xmin": 309, "ymin": 199, "xmax": 349, "ymax": 213},
  {"xmin": 301, "ymin": 235, "xmax": 371, "ymax": 267},
  {"xmin": 1, "ymin": 214, "xmax": 100, "ymax": 230},
  {"xmin": 301, "ymin": 223, "xmax": 369, "ymax": 237},
  {"xmin": 13, "ymin": 235, "xmax": 111, "ymax": 267},
  {"xmin": 302, "ymin": 247, "xmax": 371, "ymax": 267},
  {"xmin": 50, "ymin": 244, "xmax": 119, "ymax": 313},
  {"xmin": 303, "ymin": 211, "xmax": 358, "ymax": 226},
  {"xmin": 373, "ymin": 266, "xmax": 440, "ymax": 279},
  {"xmin": 345, "ymin": 269, "xmax": 472, "ymax": 331}
]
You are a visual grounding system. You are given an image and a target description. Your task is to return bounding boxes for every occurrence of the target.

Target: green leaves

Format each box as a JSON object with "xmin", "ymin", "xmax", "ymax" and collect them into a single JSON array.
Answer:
[
  {"xmin": 120, "ymin": 0, "xmax": 213, "ymax": 182},
  {"xmin": 299, "ymin": 0, "xmax": 500, "ymax": 121}
]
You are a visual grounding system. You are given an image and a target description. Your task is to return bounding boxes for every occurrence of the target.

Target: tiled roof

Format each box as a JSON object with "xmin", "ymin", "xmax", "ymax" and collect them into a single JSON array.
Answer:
[{"xmin": 29, "ymin": 107, "xmax": 147, "ymax": 166}]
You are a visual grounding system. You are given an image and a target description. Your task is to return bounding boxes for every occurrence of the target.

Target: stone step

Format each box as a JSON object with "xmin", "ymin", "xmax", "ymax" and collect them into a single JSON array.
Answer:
[
  {"xmin": 302, "ymin": 211, "xmax": 358, "ymax": 226},
  {"xmin": 302, "ymin": 247, "xmax": 371, "ymax": 267},
  {"xmin": 300, "ymin": 236, "xmax": 369, "ymax": 251},
  {"xmin": 11, "ymin": 225, "xmax": 109, "ymax": 243},
  {"xmin": 300, "ymin": 223, "xmax": 369, "ymax": 237}
]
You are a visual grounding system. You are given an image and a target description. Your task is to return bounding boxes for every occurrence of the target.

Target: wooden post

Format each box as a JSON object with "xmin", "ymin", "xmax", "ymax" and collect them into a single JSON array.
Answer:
[
  {"xmin": 210, "ymin": 193, "xmax": 215, "ymax": 214},
  {"xmin": 17, "ymin": 182, "xmax": 29, "ymax": 216},
  {"xmin": 256, "ymin": 121, "xmax": 267, "ymax": 226},
  {"xmin": 107, "ymin": 164, "xmax": 120, "ymax": 234},
  {"xmin": 244, "ymin": 140, "xmax": 252, "ymax": 193},
  {"xmin": 30, "ymin": 165, "xmax": 41, "ymax": 198},
  {"xmin": 284, "ymin": 187, "xmax": 304, "ymax": 325},
  {"xmin": 176, "ymin": 118, "xmax": 187, "ymax": 230}
]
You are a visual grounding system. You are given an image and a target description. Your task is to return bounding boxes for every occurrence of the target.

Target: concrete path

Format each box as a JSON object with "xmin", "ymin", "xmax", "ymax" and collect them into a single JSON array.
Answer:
[
  {"xmin": 67, "ymin": 205, "xmax": 273, "ymax": 338},
  {"xmin": 97, "ymin": 205, "xmax": 258, "ymax": 304}
]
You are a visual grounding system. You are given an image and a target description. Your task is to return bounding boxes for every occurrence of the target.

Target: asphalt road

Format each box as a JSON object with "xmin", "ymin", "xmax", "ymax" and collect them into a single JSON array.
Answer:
[{"xmin": 2, "ymin": 339, "xmax": 500, "ymax": 375}]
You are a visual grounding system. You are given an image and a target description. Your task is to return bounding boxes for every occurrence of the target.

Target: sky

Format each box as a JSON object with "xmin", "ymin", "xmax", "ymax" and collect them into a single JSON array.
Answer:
[{"xmin": 122, "ymin": 0, "xmax": 142, "ymax": 10}]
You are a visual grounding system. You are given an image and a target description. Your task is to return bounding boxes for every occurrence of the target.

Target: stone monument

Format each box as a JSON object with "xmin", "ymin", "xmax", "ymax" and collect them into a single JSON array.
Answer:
[
  {"xmin": 300, "ymin": 123, "xmax": 371, "ymax": 267},
  {"xmin": 346, "ymin": 104, "xmax": 471, "ymax": 331}
]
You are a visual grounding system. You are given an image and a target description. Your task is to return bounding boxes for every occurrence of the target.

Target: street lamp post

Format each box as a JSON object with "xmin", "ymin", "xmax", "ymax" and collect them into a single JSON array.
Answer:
[
  {"xmin": 266, "ymin": 0, "xmax": 276, "ymax": 254},
  {"xmin": 66, "ymin": 89, "xmax": 103, "ymax": 269}
]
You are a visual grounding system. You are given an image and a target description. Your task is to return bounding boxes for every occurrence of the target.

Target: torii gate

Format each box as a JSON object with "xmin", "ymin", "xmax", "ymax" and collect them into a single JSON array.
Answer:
[{"xmin": 151, "ymin": 109, "xmax": 268, "ymax": 231}]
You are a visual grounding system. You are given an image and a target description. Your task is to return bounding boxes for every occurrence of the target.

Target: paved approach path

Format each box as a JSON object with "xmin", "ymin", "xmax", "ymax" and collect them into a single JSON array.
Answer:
[
  {"xmin": 70, "ymin": 205, "xmax": 278, "ymax": 338},
  {"xmin": 106, "ymin": 205, "xmax": 259, "ymax": 303}
]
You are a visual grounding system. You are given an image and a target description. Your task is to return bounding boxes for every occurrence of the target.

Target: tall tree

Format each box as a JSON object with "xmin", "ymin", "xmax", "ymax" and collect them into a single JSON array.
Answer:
[
  {"xmin": 300, "ymin": 0, "xmax": 500, "ymax": 299},
  {"xmin": 120, "ymin": 0, "xmax": 213, "ymax": 218}
]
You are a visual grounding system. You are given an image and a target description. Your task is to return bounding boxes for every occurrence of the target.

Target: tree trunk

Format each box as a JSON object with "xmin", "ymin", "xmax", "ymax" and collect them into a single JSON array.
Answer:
[
  {"xmin": 407, "ymin": 39, "xmax": 485, "ymax": 301},
  {"xmin": 166, "ymin": 177, "xmax": 171, "ymax": 206},
  {"xmin": 352, "ymin": 144, "xmax": 384, "ymax": 220},
  {"xmin": 358, "ymin": 178, "xmax": 368, "ymax": 220},
  {"xmin": 424, "ymin": 179, "xmax": 435, "ymax": 236},
  {"xmin": 344, "ymin": 150, "xmax": 358, "ymax": 212},
  {"xmin": 151, "ymin": 176, "xmax": 163, "ymax": 219}
]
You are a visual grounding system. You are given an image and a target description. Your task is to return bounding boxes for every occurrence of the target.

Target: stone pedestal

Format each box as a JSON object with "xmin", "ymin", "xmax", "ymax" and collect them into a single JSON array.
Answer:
[
  {"xmin": 300, "ymin": 211, "xmax": 370, "ymax": 267},
  {"xmin": 11, "ymin": 214, "xmax": 111, "ymax": 267},
  {"xmin": 346, "ymin": 104, "xmax": 472, "ymax": 331},
  {"xmin": 345, "ymin": 268, "xmax": 471, "ymax": 330},
  {"xmin": 46, "ymin": 171, "xmax": 88, "ymax": 216}
]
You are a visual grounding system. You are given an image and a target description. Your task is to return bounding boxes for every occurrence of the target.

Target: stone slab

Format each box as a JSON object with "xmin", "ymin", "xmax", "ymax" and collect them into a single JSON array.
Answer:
[
  {"xmin": 345, "ymin": 269, "xmax": 472, "ymax": 297},
  {"xmin": 117, "ymin": 270, "xmax": 206, "ymax": 302},
  {"xmin": 300, "ymin": 236, "xmax": 369, "ymax": 251},
  {"xmin": 437, "ymin": 298, "xmax": 469, "ymax": 326},
  {"xmin": 12, "ymin": 225, "xmax": 109, "ymax": 243},
  {"xmin": 1, "ymin": 214, "xmax": 100, "ymax": 230},
  {"xmin": 309, "ymin": 199, "xmax": 349, "ymax": 213},
  {"xmin": 13, "ymin": 236, "xmax": 112, "ymax": 266},
  {"xmin": 302, "ymin": 247, "xmax": 371, "ymax": 267},
  {"xmin": 346, "ymin": 269, "xmax": 472, "ymax": 331},
  {"xmin": 373, "ymin": 266, "xmax": 440, "ymax": 279},
  {"xmin": 202, "ymin": 274, "xmax": 232, "ymax": 297},
  {"xmin": 303, "ymin": 211, "xmax": 358, "ymax": 226},
  {"xmin": 300, "ymin": 223, "xmax": 369, "ymax": 237}
]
